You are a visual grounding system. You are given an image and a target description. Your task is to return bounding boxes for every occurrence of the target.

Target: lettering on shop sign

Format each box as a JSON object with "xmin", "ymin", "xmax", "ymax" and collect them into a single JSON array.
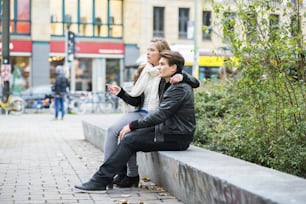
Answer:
[
  {"xmin": 0, "ymin": 42, "xmax": 14, "ymax": 50},
  {"xmin": 99, "ymin": 49, "xmax": 123, "ymax": 54}
]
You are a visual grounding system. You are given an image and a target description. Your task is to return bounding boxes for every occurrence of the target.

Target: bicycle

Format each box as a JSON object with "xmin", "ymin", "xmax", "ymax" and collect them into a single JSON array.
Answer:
[
  {"xmin": 0, "ymin": 95, "xmax": 25, "ymax": 115},
  {"xmin": 78, "ymin": 91, "xmax": 117, "ymax": 114}
]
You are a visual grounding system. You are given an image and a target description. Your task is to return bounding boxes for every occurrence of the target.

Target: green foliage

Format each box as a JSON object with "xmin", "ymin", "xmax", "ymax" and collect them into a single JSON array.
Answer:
[
  {"xmin": 194, "ymin": 81, "xmax": 306, "ymax": 178},
  {"xmin": 195, "ymin": 0, "xmax": 306, "ymax": 178}
]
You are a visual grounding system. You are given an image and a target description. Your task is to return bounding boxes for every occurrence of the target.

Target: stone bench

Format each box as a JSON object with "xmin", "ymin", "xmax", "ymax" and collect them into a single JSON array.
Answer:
[{"xmin": 82, "ymin": 118, "xmax": 306, "ymax": 204}]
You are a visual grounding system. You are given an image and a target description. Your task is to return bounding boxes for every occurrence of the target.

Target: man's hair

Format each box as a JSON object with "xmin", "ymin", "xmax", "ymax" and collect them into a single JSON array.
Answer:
[
  {"xmin": 56, "ymin": 65, "xmax": 63, "ymax": 74},
  {"xmin": 150, "ymin": 38, "xmax": 171, "ymax": 53},
  {"xmin": 159, "ymin": 50, "xmax": 185, "ymax": 72}
]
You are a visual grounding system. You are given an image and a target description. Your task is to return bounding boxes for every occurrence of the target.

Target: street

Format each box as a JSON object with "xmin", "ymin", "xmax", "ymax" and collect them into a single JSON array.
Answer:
[{"xmin": 0, "ymin": 113, "xmax": 183, "ymax": 204}]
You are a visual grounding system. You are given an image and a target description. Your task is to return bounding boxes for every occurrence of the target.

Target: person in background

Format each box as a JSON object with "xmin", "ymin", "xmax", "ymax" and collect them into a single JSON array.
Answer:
[
  {"xmin": 75, "ymin": 50, "xmax": 196, "ymax": 192},
  {"xmin": 53, "ymin": 65, "xmax": 69, "ymax": 120}
]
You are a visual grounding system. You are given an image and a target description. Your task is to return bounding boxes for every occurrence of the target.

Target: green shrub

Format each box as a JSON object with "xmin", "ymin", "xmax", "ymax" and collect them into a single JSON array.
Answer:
[
  {"xmin": 193, "ymin": 81, "xmax": 306, "ymax": 178},
  {"xmin": 197, "ymin": 0, "xmax": 306, "ymax": 178}
]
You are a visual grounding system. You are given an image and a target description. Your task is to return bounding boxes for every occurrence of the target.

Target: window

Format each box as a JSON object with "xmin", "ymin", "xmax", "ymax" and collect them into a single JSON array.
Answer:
[
  {"xmin": 64, "ymin": 0, "xmax": 78, "ymax": 31},
  {"xmin": 0, "ymin": 0, "xmax": 31, "ymax": 35},
  {"xmin": 79, "ymin": 0, "xmax": 93, "ymax": 36},
  {"xmin": 75, "ymin": 58, "xmax": 92, "ymax": 91},
  {"xmin": 290, "ymin": 14, "xmax": 301, "ymax": 37},
  {"xmin": 269, "ymin": 0, "xmax": 281, "ymax": 7},
  {"xmin": 106, "ymin": 59, "xmax": 120, "ymax": 85},
  {"xmin": 244, "ymin": 9, "xmax": 257, "ymax": 42},
  {"xmin": 269, "ymin": 14, "xmax": 279, "ymax": 40},
  {"xmin": 202, "ymin": 11, "xmax": 211, "ymax": 40},
  {"xmin": 178, "ymin": 8, "xmax": 189, "ymax": 39},
  {"xmin": 50, "ymin": 0, "xmax": 123, "ymax": 38},
  {"xmin": 223, "ymin": 12, "xmax": 236, "ymax": 42},
  {"xmin": 109, "ymin": 0, "xmax": 123, "ymax": 38},
  {"xmin": 153, "ymin": 7, "xmax": 165, "ymax": 38},
  {"xmin": 289, "ymin": 0, "xmax": 306, "ymax": 7}
]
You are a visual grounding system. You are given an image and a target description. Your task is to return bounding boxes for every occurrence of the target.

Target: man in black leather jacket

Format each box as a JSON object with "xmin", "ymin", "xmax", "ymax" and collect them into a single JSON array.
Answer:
[
  {"xmin": 75, "ymin": 50, "xmax": 196, "ymax": 192},
  {"xmin": 116, "ymin": 70, "xmax": 199, "ymax": 111}
]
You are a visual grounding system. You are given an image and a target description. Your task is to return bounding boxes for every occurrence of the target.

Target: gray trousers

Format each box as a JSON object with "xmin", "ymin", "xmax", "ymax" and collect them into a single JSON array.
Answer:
[{"xmin": 103, "ymin": 111, "xmax": 147, "ymax": 177}]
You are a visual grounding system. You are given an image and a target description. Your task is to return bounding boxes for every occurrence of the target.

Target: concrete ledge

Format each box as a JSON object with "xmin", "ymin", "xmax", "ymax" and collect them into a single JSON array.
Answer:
[{"xmin": 82, "ymin": 119, "xmax": 306, "ymax": 204}]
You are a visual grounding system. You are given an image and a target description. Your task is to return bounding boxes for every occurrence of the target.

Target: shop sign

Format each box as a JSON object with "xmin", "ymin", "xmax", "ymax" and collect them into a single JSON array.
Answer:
[
  {"xmin": 50, "ymin": 41, "xmax": 124, "ymax": 55},
  {"xmin": 0, "ymin": 40, "xmax": 32, "ymax": 53}
]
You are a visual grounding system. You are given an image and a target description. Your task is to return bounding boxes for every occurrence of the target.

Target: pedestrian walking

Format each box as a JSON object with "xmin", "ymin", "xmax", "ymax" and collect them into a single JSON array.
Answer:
[{"xmin": 53, "ymin": 65, "xmax": 69, "ymax": 120}]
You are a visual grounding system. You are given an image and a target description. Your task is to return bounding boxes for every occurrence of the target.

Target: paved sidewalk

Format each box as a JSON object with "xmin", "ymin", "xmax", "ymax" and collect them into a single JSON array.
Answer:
[{"xmin": 0, "ymin": 113, "xmax": 184, "ymax": 204}]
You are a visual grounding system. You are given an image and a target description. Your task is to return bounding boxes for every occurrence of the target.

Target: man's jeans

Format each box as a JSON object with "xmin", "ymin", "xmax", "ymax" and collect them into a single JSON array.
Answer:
[
  {"xmin": 92, "ymin": 127, "xmax": 190, "ymax": 181},
  {"xmin": 54, "ymin": 95, "xmax": 65, "ymax": 119}
]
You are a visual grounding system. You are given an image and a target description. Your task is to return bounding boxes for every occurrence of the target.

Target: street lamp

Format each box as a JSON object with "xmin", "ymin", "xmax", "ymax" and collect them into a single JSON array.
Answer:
[
  {"xmin": 1, "ymin": 0, "xmax": 11, "ymax": 103},
  {"xmin": 193, "ymin": 0, "xmax": 199, "ymax": 78}
]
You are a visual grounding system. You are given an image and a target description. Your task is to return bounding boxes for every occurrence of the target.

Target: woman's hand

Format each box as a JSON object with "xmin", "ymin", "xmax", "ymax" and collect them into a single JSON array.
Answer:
[
  {"xmin": 119, "ymin": 124, "xmax": 131, "ymax": 140},
  {"xmin": 106, "ymin": 84, "xmax": 121, "ymax": 95},
  {"xmin": 170, "ymin": 73, "xmax": 183, "ymax": 84}
]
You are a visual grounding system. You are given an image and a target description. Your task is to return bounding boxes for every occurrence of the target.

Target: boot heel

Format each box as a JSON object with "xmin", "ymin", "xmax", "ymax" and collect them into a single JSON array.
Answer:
[
  {"xmin": 107, "ymin": 182, "xmax": 114, "ymax": 189},
  {"xmin": 116, "ymin": 175, "xmax": 140, "ymax": 188},
  {"xmin": 131, "ymin": 183, "xmax": 139, "ymax": 187}
]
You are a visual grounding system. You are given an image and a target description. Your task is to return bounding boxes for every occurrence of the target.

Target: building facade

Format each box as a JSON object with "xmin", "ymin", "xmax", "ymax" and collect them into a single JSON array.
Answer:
[
  {"xmin": 0, "ymin": 0, "xmax": 305, "ymax": 93},
  {"xmin": 0, "ymin": 0, "xmax": 126, "ymax": 94},
  {"xmin": 125, "ymin": 0, "xmax": 306, "ymax": 82}
]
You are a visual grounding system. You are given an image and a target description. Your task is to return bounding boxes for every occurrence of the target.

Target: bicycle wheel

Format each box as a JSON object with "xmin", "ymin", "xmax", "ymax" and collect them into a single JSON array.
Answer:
[{"xmin": 10, "ymin": 99, "xmax": 25, "ymax": 115}]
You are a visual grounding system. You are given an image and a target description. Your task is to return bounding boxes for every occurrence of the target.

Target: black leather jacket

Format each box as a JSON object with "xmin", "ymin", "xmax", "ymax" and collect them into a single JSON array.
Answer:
[
  {"xmin": 117, "ymin": 71, "xmax": 200, "ymax": 109},
  {"xmin": 130, "ymin": 82, "xmax": 195, "ymax": 143}
]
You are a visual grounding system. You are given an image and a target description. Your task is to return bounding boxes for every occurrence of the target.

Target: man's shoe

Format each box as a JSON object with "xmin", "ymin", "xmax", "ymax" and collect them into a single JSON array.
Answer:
[
  {"xmin": 74, "ymin": 180, "xmax": 111, "ymax": 193},
  {"xmin": 116, "ymin": 175, "xmax": 139, "ymax": 188}
]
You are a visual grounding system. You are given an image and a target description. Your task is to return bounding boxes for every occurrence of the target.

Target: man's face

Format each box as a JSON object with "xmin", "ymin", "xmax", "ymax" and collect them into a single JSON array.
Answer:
[{"xmin": 158, "ymin": 57, "xmax": 177, "ymax": 81}]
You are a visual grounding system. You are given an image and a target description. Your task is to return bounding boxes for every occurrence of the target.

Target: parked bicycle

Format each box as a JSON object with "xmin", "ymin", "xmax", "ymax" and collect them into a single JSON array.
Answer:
[
  {"xmin": 77, "ymin": 91, "xmax": 117, "ymax": 114},
  {"xmin": 0, "ymin": 95, "xmax": 25, "ymax": 115}
]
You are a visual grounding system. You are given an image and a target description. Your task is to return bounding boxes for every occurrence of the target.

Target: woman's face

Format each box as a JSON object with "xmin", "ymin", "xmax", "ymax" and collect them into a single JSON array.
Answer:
[{"xmin": 146, "ymin": 42, "xmax": 160, "ymax": 66}]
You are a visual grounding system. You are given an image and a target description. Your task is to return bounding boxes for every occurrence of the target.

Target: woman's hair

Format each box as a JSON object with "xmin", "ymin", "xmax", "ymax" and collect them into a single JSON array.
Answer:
[
  {"xmin": 133, "ymin": 64, "xmax": 146, "ymax": 84},
  {"xmin": 133, "ymin": 38, "xmax": 170, "ymax": 83},
  {"xmin": 160, "ymin": 50, "xmax": 185, "ymax": 73},
  {"xmin": 150, "ymin": 38, "xmax": 171, "ymax": 53}
]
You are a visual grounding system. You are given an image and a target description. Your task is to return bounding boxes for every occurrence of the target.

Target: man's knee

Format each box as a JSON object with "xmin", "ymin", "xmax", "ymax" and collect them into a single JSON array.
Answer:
[{"xmin": 120, "ymin": 134, "xmax": 144, "ymax": 149}]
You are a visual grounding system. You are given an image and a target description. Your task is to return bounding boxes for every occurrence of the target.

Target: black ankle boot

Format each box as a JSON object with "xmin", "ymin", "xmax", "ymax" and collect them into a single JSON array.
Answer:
[
  {"xmin": 113, "ymin": 173, "xmax": 126, "ymax": 184},
  {"xmin": 74, "ymin": 178, "xmax": 113, "ymax": 193},
  {"xmin": 113, "ymin": 165, "xmax": 127, "ymax": 184},
  {"xmin": 116, "ymin": 175, "xmax": 139, "ymax": 188}
]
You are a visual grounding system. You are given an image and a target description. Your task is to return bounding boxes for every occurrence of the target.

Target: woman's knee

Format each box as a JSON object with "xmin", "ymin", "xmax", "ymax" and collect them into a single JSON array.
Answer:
[{"xmin": 107, "ymin": 126, "xmax": 120, "ymax": 138}]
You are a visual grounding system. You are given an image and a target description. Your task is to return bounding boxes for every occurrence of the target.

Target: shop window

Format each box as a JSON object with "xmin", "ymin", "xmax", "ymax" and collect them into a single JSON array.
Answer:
[
  {"xmin": 10, "ymin": 56, "xmax": 30, "ymax": 93},
  {"xmin": 106, "ymin": 59, "xmax": 120, "ymax": 85},
  {"xmin": 75, "ymin": 58, "xmax": 92, "ymax": 91}
]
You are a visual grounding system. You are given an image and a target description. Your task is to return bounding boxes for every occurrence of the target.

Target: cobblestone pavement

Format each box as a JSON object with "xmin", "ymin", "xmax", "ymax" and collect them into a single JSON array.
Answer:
[{"xmin": 0, "ymin": 113, "xmax": 184, "ymax": 204}]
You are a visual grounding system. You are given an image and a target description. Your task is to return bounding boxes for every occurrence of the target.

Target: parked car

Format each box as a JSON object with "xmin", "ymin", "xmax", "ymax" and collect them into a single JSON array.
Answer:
[{"xmin": 19, "ymin": 84, "xmax": 54, "ymax": 109}]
